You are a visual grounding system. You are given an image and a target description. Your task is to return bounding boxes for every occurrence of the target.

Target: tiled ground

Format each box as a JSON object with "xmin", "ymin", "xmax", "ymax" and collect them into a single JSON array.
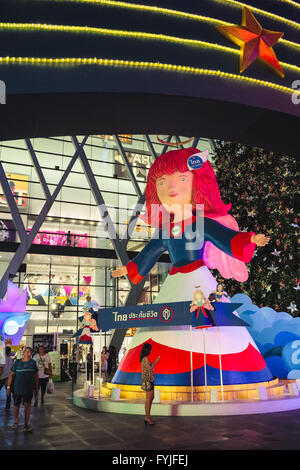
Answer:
[{"xmin": 0, "ymin": 372, "xmax": 300, "ymax": 451}]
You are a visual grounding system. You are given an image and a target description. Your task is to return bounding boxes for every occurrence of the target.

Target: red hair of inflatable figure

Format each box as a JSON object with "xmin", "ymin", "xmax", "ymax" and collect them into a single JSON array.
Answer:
[{"xmin": 142, "ymin": 147, "xmax": 231, "ymax": 227}]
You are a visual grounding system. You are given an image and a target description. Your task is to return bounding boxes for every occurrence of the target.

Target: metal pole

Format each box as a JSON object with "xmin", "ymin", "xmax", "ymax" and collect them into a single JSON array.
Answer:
[
  {"xmin": 113, "ymin": 135, "xmax": 142, "ymax": 199},
  {"xmin": 99, "ymin": 331, "xmax": 102, "ymax": 399},
  {"xmin": 85, "ymin": 345, "xmax": 88, "ymax": 383},
  {"xmin": 0, "ymin": 162, "xmax": 27, "ymax": 243},
  {"xmin": 47, "ymin": 264, "xmax": 51, "ymax": 332},
  {"xmin": 202, "ymin": 328, "xmax": 208, "ymax": 402},
  {"xmin": 92, "ymin": 340, "xmax": 94, "ymax": 386},
  {"xmin": 25, "ymin": 138, "xmax": 51, "ymax": 200},
  {"xmin": 217, "ymin": 327, "xmax": 224, "ymax": 401},
  {"xmin": 76, "ymin": 264, "xmax": 80, "ymax": 333},
  {"xmin": 189, "ymin": 325, "xmax": 194, "ymax": 403},
  {"xmin": 56, "ymin": 318, "xmax": 59, "ymax": 350}
]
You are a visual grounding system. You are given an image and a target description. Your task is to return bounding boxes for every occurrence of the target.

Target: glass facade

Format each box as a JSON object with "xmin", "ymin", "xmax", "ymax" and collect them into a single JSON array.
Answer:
[{"xmin": 0, "ymin": 135, "xmax": 214, "ymax": 347}]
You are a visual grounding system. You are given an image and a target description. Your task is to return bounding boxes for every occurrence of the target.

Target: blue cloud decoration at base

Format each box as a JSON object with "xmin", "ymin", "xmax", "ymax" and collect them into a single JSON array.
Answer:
[{"xmin": 231, "ymin": 293, "xmax": 300, "ymax": 379}]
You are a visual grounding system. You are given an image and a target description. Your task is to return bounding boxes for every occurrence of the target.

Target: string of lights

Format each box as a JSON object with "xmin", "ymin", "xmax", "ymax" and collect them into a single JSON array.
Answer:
[
  {"xmin": 0, "ymin": 23, "xmax": 239, "ymax": 54},
  {"xmin": 279, "ymin": 0, "xmax": 300, "ymax": 7},
  {"xmin": 210, "ymin": 0, "xmax": 300, "ymax": 29},
  {"xmin": 280, "ymin": 38, "xmax": 300, "ymax": 50},
  {"xmin": 53, "ymin": 0, "xmax": 300, "ymax": 30},
  {"xmin": 0, "ymin": 56, "xmax": 295, "ymax": 95},
  {"xmin": 0, "ymin": 22, "xmax": 299, "ymax": 74},
  {"xmin": 54, "ymin": 0, "xmax": 234, "ymax": 26}
]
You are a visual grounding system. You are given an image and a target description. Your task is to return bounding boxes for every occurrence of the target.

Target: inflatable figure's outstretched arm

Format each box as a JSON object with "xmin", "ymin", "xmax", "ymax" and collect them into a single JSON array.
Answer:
[
  {"xmin": 203, "ymin": 215, "xmax": 270, "ymax": 281},
  {"xmin": 112, "ymin": 232, "xmax": 165, "ymax": 284},
  {"xmin": 204, "ymin": 217, "xmax": 269, "ymax": 263}
]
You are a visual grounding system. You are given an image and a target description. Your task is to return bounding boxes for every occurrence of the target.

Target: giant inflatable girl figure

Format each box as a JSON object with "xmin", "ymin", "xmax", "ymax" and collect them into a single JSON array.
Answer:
[{"xmin": 112, "ymin": 147, "xmax": 272, "ymax": 387}]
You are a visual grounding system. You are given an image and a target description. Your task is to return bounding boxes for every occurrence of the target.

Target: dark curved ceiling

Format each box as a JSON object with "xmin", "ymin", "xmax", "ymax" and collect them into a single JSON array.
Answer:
[{"xmin": 0, "ymin": 0, "xmax": 299, "ymax": 157}]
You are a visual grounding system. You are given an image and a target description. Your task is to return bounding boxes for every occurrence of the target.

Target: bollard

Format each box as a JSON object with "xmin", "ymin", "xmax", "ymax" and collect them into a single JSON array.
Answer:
[
  {"xmin": 153, "ymin": 389, "xmax": 161, "ymax": 403},
  {"xmin": 210, "ymin": 389, "xmax": 218, "ymax": 403},
  {"xmin": 257, "ymin": 386, "xmax": 268, "ymax": 400},
  {"xmin": 85, "ymin": 380, "xmax": 91, "ymax": 396},
  {"xmin": 111, "ymin": 388, "xmax": 120, "ymax": 401},
  {"xmin": 288, "ymin": 383, "xmax": 299, "ymax": 396}
]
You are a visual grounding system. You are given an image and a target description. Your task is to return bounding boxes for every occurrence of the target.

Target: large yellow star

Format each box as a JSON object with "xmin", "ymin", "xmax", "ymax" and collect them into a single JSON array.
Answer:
[{"xmin": 216, "ymin": 7, "xmax": 285, "ymax": 77}]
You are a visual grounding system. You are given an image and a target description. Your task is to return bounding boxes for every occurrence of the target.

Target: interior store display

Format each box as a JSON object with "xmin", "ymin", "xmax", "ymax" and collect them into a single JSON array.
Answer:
[
  {"xmin": 0, "ymin": 219, "xmax": 16, "ymax": 242},
  {"xmin": 25, "ymin": 273, "xmax": 91, "ymax": 306},
  {"xmin": 0, "ymin": 173, "xmax": 28, "ymax": 209},
  {"xmin": 28, "ymin": 229, "xmax": 88, "ymax": 248}
]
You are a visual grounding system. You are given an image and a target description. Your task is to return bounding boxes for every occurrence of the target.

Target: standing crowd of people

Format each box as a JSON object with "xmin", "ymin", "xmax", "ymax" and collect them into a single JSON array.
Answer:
[
  {"xmin": 0, "ymin": 344, "xmax": 53, "ymax": 432},
  {"xmin": 86, "ymin": 344, "xmax": 118, "ymax": 384},
  {"xmin": 1, "ymin": 340, "xmax": 158, "ymax": 429},
  {"xmin": 1, "ymin": 291, "xmax": 126, "ymax": 432},
  {"xmin": 67, "ymin": 343, "xmax": 118, "ymax": 385}
]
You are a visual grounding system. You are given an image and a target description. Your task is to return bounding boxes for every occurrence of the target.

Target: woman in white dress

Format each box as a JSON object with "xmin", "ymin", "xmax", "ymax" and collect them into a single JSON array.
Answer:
[{"xmin": 33, "ymin": 345, "xmax": 52, "ymax": 405}]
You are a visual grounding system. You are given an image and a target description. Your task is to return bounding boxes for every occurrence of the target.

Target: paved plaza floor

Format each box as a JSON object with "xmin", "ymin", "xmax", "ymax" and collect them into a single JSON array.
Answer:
[{"xmin": 0, "ymin": 372, "xmax": 300, "ymax": 452}]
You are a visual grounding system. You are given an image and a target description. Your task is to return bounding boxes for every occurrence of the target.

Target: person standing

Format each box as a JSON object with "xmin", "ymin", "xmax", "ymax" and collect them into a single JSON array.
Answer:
[
  {"xmin": 0, "ymin": 346, "xmax": 14, "ymax": 409},
  {"xmin": 140, "ymin": 343, "xmax": 160, "ymax": 425},
  {"xmin": 87, "ymin": 346, "xmax": 94, "ymax": 383},
  {"xmin": 6, "ymin": 347, "xmax": 39, "ymax": 432},
  {"xmin": 82, "ymin": 295, "xmax": 100, "ymax": 311},
  {"xmin": 67, "ymin": 230, "xmax": 72, "ymax": 247},
  {"xmin": 101, "ymin": 346, "xmax": 109, "ymax": 383},
  {"xmin": 33, "ymin": 345, "xmax": 53, "ymax": 406},
  {"xmin": 107, "ymin": 345, "xmax": 117, "ymax": 381},
  {"xmin": 70, "ymin": 344, "xmax": 79, "ymax": 384}
]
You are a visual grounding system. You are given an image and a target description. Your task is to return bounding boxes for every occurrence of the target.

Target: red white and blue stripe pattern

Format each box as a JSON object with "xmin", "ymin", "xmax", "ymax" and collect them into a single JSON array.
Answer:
[
  {"xmin": 112, "ymin": 266, "xmax": 273, "ymax": 387},
  {"xmin": 112, "ymin": 337, "xmax": 273, "ymax": 386}
]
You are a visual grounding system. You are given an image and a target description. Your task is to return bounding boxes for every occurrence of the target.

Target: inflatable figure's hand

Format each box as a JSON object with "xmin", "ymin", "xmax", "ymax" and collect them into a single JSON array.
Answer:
[
  {"xmin": 112, "ymin": 266, "xmax": 128, "ymax": 277},
  {"xmin": 190, "ymin": 304, "xmax": 197, "ymax": 312},
  {"xmin": 90, "ymin": 319, "xmax": 99, "ymax": 331},
  {"xmin": 203, "ymin": 302, "xmax": 214, "ymax": 311},
  {"xmin": 251, "ymin": 234, "xmax": 270, "ymax": 247}
]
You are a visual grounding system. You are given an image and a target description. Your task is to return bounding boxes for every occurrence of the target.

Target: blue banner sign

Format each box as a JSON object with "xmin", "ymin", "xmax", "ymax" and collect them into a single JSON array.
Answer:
[
  {"xmin": 97, "ymin": 301, "xmax": 248, "ymax": 331},
  {"xmin": 98, "ymin": 301, "xmax": 192, "ymax": 331}
]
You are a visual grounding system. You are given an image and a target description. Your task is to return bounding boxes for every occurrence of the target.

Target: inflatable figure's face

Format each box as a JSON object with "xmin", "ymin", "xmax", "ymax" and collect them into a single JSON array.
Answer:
[
  {"xmin": 156, "ymin": 171, "xmax": 193, "ymax": 211},
  {"xmin": 193, "ymin": 289, "xmax": 205, "ymax": 303},
  {"xmin": 195, "ymin": 292, "xmax": 204, "ymax": 301}
]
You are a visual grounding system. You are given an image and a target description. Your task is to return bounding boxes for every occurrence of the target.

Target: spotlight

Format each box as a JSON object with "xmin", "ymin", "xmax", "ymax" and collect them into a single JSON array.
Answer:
[{"xmin": 50, "ymin": 302, "xmax": 64, "ymax": 318}]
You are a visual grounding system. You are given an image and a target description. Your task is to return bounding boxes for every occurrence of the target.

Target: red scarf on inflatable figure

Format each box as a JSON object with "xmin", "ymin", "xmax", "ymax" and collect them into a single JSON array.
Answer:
[{"xmin": 112, "ymin": 147, "xmax": 271, "ymax": 387}]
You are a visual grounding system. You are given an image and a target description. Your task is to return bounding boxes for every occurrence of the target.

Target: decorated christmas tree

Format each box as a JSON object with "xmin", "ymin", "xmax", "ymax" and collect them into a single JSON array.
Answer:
[{"xmin": 212, "ymin": 140, "xmax": 299, "ymax": 316}]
